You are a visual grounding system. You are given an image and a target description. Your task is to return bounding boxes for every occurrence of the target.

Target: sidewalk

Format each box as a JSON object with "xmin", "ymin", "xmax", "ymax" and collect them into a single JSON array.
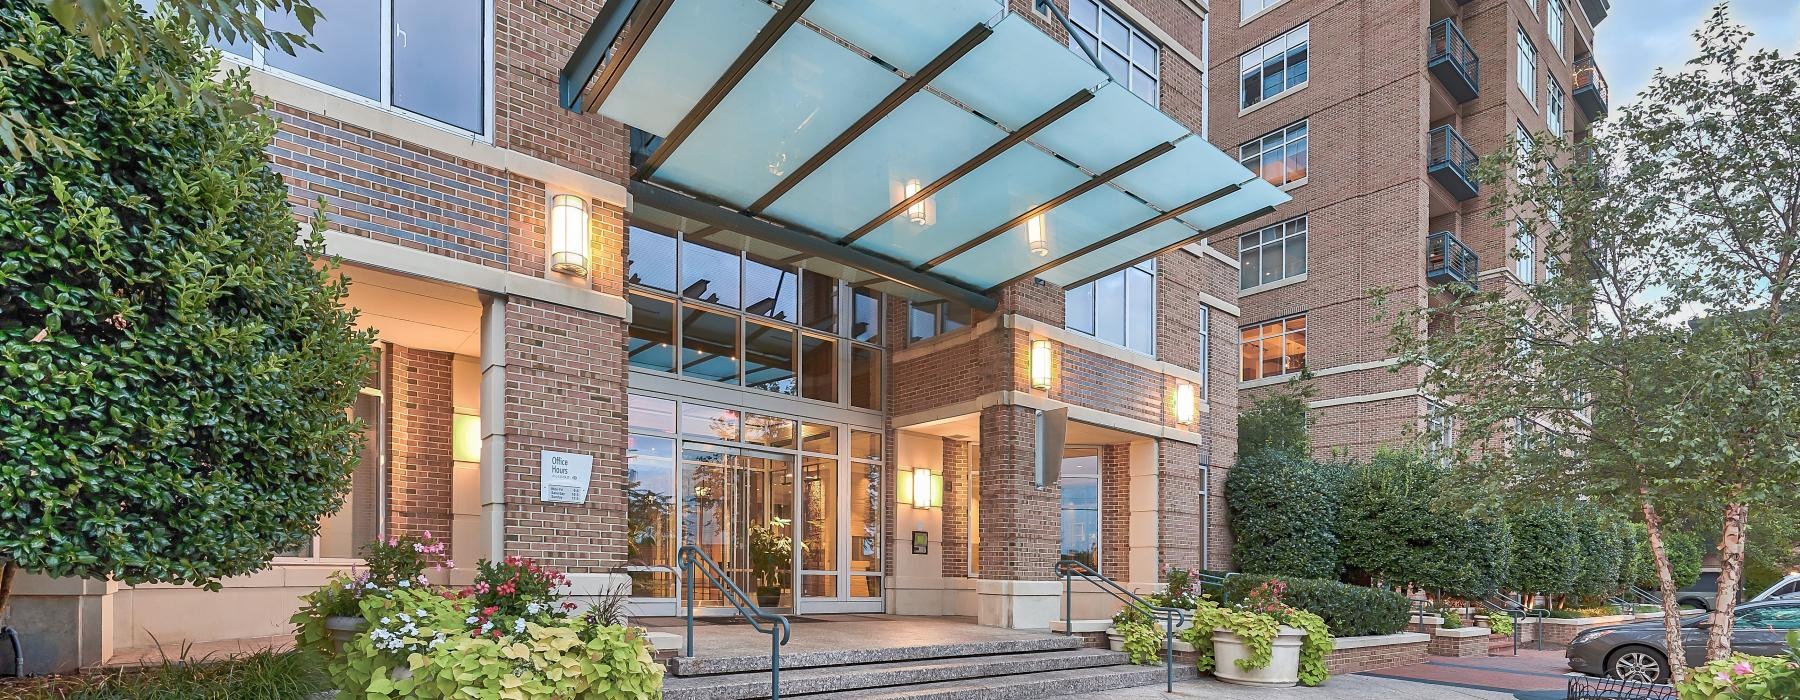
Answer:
[{"xmin": 1062, "ymin": 673, "xmax": 1521, "ymax": 699}]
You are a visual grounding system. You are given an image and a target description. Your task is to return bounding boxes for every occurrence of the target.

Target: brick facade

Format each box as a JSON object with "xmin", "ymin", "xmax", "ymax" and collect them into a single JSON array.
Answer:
[
  {"xmin": 387, "ymin": 346, "xmax": 457, "ymax": 544},
  {"xmin": 1211, "ymin": 0, "xmax": 1601, "ymax": 459},
  {"xmin": 1326, "ymin": 636, "xmax": 1431, "ymax": 675}
]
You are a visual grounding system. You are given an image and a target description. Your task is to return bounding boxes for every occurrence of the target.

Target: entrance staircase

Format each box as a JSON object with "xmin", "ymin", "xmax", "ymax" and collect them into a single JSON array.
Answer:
[{"xmin": 662, "ymin": 636, "xmax": 1196, "ymax": 700}]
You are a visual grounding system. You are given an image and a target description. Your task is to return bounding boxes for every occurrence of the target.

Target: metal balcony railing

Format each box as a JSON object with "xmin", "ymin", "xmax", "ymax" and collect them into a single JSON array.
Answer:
[
  {"xmin": 1427, "ymin": 231, "xmax": 1478, "ymax": 287},
  {"xmin": 1427, "ymin": 124, "xmax": 1479, "ymax": 201},
  {"xmin": 1427, "ymin": 19, "xmax": 1479, "ymax": 102},
  {"xmin": 1573, "ymin": 56, "xmax": 1610, "ymax": 119}
]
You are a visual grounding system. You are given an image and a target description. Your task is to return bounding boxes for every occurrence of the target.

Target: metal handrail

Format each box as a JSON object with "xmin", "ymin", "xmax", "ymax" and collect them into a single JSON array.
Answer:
[
  {"xmin": 1427, "ymin": 230, "xmax": 1479, "ymax": 286},
  {"xmin": 1428, "ymin": 124, "xmax": 1478, "ymax": 181},
  {"xmin": 678, "ymin": 545, "xmax": 793, "ymax": 699},
  {"xmin": 1481, "ymin": 595, "xmax": 1549, "ymax": 654},
  {"xmin": 1056, "ymin": 559, "xmax": 1188, "ymax": 693},
  {"xmin": 1428, "ymin": 18, "xmax": 1479, "ymax": 87}
]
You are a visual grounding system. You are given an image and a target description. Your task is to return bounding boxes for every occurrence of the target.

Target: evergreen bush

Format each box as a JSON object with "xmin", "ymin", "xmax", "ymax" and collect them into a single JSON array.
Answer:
[
  {"xmin": 1506, "ymin": 505, "xmax": 1580, "ymax": 599},
  {"xmin": 1219, "ymin": 574, "xmax": 1412, "ymax": 637},
  {"xmin": 1226, "ymin": 450, "xmax": 1344, "ymax": 580}
]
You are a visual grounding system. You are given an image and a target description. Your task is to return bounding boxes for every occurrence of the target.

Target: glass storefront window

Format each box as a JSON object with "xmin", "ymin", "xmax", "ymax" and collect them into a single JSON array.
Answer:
[
  {"xmin": 628, "ymin": 225, "xmax": 677, "ymax": 292},
  {"xmin": 744, "ymin": 414, "xmax": 796, "ymax": 449},
  {"xmin": 629, "ymin": 394, "xmax": 676, "ymax": 434},
  {"xmin": 1060, "ymin": 448, "xmax": 1102, "ymax": 571},
  {"xmin": 801, "ymin": 270, "xmax": 837, "ymax": 333},
  {"xmin": 800, "ymin": 335, "xmax": 837, "ymax": 403},
  {"xmin": 627, "ymin": 435, "xmax": 677, "ymax": 597},
  {"xmin": 851, "ymin": 288, "xmax": 881, "ymax": 343},
  {"xmin": 850, "ymin": 345, "xmax": 882, "ymax": 410},
  {"xmin": 681, "ymin": 404, "xmax": 740, "ymax": 442},
  {"xmin": 849, "ymin": 460, "xmax": 883, "ymax": 579},
  {"xmin": 627, "ymin": 293, "xmax": 675, "ymax": 373},
  {"xmin": 680, "ymin": 308, "xmax": 739, "ymax": 384},
  {"xmin": 743, "ymin": 321, "xmax": 797, "ymax": 395},
  {"xmin": 801, "ymin": 422, "xmax": 838, "ymax": 455},
  {"xmin": 803, "ymin": 575, "xmax": 839, "ymax": 598},
  {"xmin": 744, "ymin": 254, "xmax": 798, "ymax": 322},
  {"xmin": 850, "ymin": 430, "xmax": 882, "ymax": 461},
  {"xmin": 800, "ymin": 456, "xmax": 837, "ymax": 572},
  {"xmin": 679, "ymin": 238, "xmax": 740, "ymax": 308}
]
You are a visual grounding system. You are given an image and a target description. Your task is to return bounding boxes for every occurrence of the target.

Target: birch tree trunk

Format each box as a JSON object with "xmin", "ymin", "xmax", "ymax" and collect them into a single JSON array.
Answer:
[
  {"xmin": 1705, "ymin": 500, "xmax": 1751, "ymax": 660},
  {"xmin": 1640, "ymin": 495, "xmax": 1687, "ymax": 683}
]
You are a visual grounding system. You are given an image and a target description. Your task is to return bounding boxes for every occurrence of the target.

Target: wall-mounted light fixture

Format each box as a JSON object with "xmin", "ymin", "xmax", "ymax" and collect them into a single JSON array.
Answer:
[
  {"xmin": 896, "ymin": 467, "xmax": 942, "ymax": 509},
  {"xmin": 1025, "ymin": 213, "xmax": 1048, "ymax": 257},
  {"xmin": 549, "ymin": 193, "xmax": 590, "ymax": 276},
  {"xmin": 1030, "ymin": 339, "xmax": 1053, "ymax": 390},
  {"xmin": 1175, "ymin": 381, "xmax": 1198, "ymax": 425},
  {"xmin": 453, "ymin": 413, "xmax": 482, "ymax": 462}
]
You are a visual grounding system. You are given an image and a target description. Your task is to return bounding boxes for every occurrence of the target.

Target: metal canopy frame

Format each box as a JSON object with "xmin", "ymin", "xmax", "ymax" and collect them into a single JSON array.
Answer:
[{"xmin": 561, "ymin": 0, "xmax": 1288, "ymax": 309}]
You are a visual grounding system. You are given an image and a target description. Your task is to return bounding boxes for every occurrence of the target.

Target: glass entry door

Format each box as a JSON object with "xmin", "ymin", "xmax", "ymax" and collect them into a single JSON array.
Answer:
[{"xmin": 682, "ymin": 445, "xmax": 796, "ymax": 612}]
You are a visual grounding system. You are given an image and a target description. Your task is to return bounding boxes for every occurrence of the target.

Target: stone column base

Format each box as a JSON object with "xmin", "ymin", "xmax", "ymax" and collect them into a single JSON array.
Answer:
[{"xmin": 977, "ymin": 579, "xmax": 1064, "ymax": 630}]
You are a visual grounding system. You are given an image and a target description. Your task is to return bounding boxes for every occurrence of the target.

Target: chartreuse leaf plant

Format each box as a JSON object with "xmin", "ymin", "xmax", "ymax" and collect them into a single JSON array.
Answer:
[
  {"xmin": 1675, "ymin": 632, "xmax": 1800, "ymax": 700},
  {"xmin": 1179, "ymin": 579, "xmax": 1335, "ymax": 687},
  {"xmin": 292, "ymin": 554, "xmax": 662, "ymax": 699}
]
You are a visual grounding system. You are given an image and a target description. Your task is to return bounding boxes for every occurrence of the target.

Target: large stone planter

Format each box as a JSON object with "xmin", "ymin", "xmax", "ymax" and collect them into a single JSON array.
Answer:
[
  {"xmin": 324, "ymin": 616, "xmax": 368, "ymax": 655},
  {"xmin": 1212, "ymin": 626, "xmax": 1305, "ymax": 687}
]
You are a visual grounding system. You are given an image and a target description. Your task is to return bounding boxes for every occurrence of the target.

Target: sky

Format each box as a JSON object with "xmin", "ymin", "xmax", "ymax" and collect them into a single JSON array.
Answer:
[{"xmin": 1595, "ymin": 0, "xmax": 1800, "ymax": 107}]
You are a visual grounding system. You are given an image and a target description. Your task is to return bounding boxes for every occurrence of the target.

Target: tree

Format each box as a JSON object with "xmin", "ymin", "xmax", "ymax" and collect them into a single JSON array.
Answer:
[
  {"xmin": 0, "ymin": 2, "xmax": 373, "ymax": 619},
  {"xmin": 1506, "ymin": 505, "xmax": 1579, "ymax": 605},
  {"xmin": 1570, "ymin": 504, "xmax": 1625, "ymax": 603},
  {"xmin": 1381, "ymin": 5, "xmax": 1800, "ymax": 676},
  {"xmin": 1225, "ymin": 449, "xmax": 1343, "ymax": 580},
  {"xmin": 1237, "ymin": 376, "xmax": 1314, "ymax": 459}
]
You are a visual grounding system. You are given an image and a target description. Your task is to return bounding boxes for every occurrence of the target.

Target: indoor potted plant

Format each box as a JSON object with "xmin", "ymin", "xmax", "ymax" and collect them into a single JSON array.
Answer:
[{"xmin": 746, "ymin": 517, "xmax": 796, "ymax": 608}]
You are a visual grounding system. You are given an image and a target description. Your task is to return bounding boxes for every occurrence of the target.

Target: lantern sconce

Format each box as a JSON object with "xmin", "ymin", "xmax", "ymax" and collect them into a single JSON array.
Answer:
[
  {"xmin": 1029, "ymin": 339, "xmax": 1053, "ymax": 390},
  {"xmin": 549, "ymin": 193, "xmax": 590, "ymax": 277},
  {"xmin": 896, "ymin": 467, "xmax": 942, "ymax": 509},
  {"xmin": 1175, "ymin": 381, "xmax": 1198, "ymax": 425},
  {"xmin": 453, "ymin": 413, "xmax": 482, "ymax": 462},
  {"xmin": 1025, "ymin": 213, "xmax": 1049, "ymax": 257},
  {"xmin": 904, "ymin": 178, "xmax": 933, "ymax": 226}
]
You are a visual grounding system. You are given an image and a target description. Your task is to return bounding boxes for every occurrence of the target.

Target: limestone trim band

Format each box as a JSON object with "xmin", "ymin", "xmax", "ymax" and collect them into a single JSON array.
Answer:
[
  {"xmin": 894, "ymin": 313, "xmax": 1212, "ymax": 388},
  {"xmin": 893, "ymin": 390, "xmax": 1208, "ymax": 446},
  {"xmin": 317, "ymin": 228, "xmax": 631, "ymax": 320}
]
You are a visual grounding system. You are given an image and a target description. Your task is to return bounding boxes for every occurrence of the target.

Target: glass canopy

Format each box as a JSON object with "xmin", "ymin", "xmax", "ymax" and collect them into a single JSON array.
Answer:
[{"xmin": 564, "ymin": 0, "xmax": 1289, "ymax": 307}]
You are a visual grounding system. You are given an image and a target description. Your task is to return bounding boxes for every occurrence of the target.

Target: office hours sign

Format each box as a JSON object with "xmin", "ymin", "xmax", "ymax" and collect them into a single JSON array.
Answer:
[{"xmin": 539, "ymin": 450, "xmax": 593, "ymax": 504}]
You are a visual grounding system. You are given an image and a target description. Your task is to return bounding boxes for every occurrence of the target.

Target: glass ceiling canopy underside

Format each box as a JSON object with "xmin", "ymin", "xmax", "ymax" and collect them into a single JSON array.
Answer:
[{"xmin": 564, "ymin": 0, "xmax": 1288, "ymax": 307}]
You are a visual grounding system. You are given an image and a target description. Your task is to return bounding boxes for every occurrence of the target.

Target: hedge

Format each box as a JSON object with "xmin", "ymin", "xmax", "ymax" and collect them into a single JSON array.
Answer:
[
  {"xmin": 1218, "ymin": 574, "xmax": 1412, "ymax": 637},
  {"xmin": 1506, "ymin": 504, "xmax": 1579, "ymax": 597},
  {"xmin": 1226, "ymin": 451, "xmax": 1344, "ymax": 580}
]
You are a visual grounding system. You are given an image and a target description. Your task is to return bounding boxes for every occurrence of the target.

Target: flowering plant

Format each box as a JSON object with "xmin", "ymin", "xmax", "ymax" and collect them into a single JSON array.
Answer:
[
  {"xmin": 1179, "ymin": 581, "xmax": 1334, "ymax": 687},
  {"xmin": 362, "ymin": 531, "xmax": 451, "ymax": 586},
  {"xmin": 1675, "ymin": 631, "xmax": 1800, "ymax": 699},
  {"xmin": 456, "ymin": 556, "xmax": 579, "ymax": 640},
  {"xmin": 1150, "ymin": 566, "xmax": 1202, "ymax": 609}
]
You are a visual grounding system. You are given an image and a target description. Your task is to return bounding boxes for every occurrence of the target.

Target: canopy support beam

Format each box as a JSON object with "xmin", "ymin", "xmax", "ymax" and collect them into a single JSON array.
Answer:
[
  {"xmin": 560, "ymin": 0, "xmax": 673, "ymax": 113},
  {"xmin": 986, "ymin": 180, "xmax": 1250, "ymax": 293},
  {"xmin": 632, "ymin": 181, "xmax": 997, "ymax": 312},
  {"xmin": 748, "ymin": 23, "xmax": 995, "ymax": 213},
  {"xmin": 634, "ymin": 0, "xmax": 817, "ymax": 180},
  {"xmin": 839, "ymin": 90, "xmax": 1096, "ymax": 244},
  {"xmin": 1063, "ymin": 207, "xmax": 1276, "ymax": 290},
  {"xmin": 919, "ymin": 141, "xmax": 1176, "ymax": 271}
]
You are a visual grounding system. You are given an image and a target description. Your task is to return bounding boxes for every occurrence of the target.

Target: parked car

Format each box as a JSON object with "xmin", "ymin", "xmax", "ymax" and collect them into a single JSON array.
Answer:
[
  {"xmin": 1751, "ymin": 573, "xmax": 1800, "ymax": 602},
  {"xmin": 1676, "ymin": 570, "xmax": 1724, "ymax": 611},
  {"xmin": 1566, "ymin": 598, "xmax": 1800, "ymax": 683}
]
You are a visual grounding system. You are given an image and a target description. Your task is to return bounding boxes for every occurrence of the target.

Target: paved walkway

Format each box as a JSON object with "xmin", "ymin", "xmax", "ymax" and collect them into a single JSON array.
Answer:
[
  {"xmin": 1361, "ymin": 648, "xmax": 1575, "ymax": 698},
  {"xmin": 635, "ymin": 613, "xmax": 1056, "ymax": 657},
  {"xmin": 1063, "ymin": 673, "xmax": 1521, "ymax": 699}
]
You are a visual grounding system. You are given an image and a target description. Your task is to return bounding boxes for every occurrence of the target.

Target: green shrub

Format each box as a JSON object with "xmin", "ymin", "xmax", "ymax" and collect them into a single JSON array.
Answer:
[
  {"xmin": 49, "ymin": 650, "xmax": 328, "ymax": 699},
  {"xmin": 1219, "ymin": 574, "xmax": 1412, "ymax": 637},
  {"xmin": 1665, "ymin": 530, "xmax": 1705, "ymax": 590},
  {"xmin": 1506, "ymin": 504, "xmax": 1579, "ymax": 598},
  {"xmin": 1546, "ymin": 606, "xmax": 1617, "ymax": 619},
  {"xmin": 1674, "ymin": 634, "xmax": 1800, "ymax": 699},
  {"xmin": 1227, "ymin": 450, "xmax": 1345, "ymax": 580},
  {"xmin": 1571, "ymin": 505, "xmax": 1626, "ymax": 599},
  {"xmin": 0, "ymin": 3, "xmax": 374, "ymax": 591},
  {"xmin": 1238, "ymin": 383, "xmax": 1312, "ymax": 459}
]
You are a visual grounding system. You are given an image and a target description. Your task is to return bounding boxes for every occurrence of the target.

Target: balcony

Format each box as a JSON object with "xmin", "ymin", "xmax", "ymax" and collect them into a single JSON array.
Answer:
[
  {"xmin": 1579, "ymin": 0, "xmax": 1610, "ymax": 25},
  {"xmin": 1427, "ymin": 231, "xmax": 1478, "ymax": 287},
  {"xmin": 1427, "ymin": 124, "xmax": 1478, "ymax": 201},
  {"xmin": 1428, "ymin": 19, "xmax": 1479, "ymax": 103},
  {"xmin": 1573, "ymin": 56, "xmax": 1609, "ymax": 120}
]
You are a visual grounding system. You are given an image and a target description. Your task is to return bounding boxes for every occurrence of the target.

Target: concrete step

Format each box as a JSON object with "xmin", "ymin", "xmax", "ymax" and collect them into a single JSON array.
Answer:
[
  {"xmin": 661, "ymin": 648, "xmax": 1128, "ymax": 700},
  {"xmin": 803, "ymin": 663, "xmax": 1202, "ymax": 700},
  {"xmin": 667, "ymin": 635, "xmax": 1084, "ymax": 676}
]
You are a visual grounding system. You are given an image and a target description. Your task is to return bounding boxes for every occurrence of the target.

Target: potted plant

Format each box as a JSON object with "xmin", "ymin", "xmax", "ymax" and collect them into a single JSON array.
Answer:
[
  {"xmin": 746, "ymin": 517, "xmax": 796, "ymax": 608},
  {"xmin": 1108, "ymin": 603, "xmax": 1164, "ymax": 664},
  {"xmin": 1181, "ymin": 579, "xmax": 1333, "ymax": 688},
  {"xmin": 299, "ymin": 532, "xmax": 450, "ymax": 653}
]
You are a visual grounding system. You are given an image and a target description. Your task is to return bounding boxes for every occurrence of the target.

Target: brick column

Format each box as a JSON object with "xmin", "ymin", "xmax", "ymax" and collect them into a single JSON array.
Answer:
[
  {"xmin": 941, "ymin": 439, "xmax": 972, "ymax": 579},
  {"xmin": 1100, "ymin": 443, "xmax": 1131, "ymax": 580},
  {"xmin": 977, "ymin": 404, "xmax": 1059, "ymax": 581},
  {"xmin": 388, "ymin": 345, "xmax": 456, "ymax": 544}
]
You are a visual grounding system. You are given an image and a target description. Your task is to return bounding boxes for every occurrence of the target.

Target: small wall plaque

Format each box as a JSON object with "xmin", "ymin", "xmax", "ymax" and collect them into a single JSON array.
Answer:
[
  {"xmin": 539, "ymin": 450, "xmax": 593, "ymax": 504},
  {"xmin": 912, "ymin": 530, "xmax": 929, "ymax": 555}
]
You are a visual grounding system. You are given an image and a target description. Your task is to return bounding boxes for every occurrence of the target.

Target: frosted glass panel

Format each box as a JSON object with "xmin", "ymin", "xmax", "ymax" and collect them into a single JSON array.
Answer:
[
  {"xmin": 805, "ymin": 0, "xmax": 1002, "ymax": 74},
  {"xmin": 1033, "ymin": 83, "xmax": 1183, "ymax": 174},
  {"xmin": 854, "ymin": 145, "xmax": 1086, "ymax": 265},
  {"xmin": 930, "ymin": 186, "xmax": 1157, "ymax": 289},
  {"xmin": 599, "ymin": 0, "xmax": 772, "ymax": 138},
  {"xmin": 653, "ymin": 28, "xmax": 901, "ymax": 208},
  {"xmin": 763, "ymin": 93, "xmax": 1001, "ymax": 239},
  {"xmin": 1178, "ymin": 179, "xmax": 1288, "ymax": 230},
  {"xmin": 1035, "ymin": 219, "xmax": 1195, "ymax": 288},
  {"xmin": 1112, "ymin": 138, "xmax": 1248, "ymax": 213},
  {"xmin": 932, "ymin": 15, "xmax": 1104, "ymax": 129}
]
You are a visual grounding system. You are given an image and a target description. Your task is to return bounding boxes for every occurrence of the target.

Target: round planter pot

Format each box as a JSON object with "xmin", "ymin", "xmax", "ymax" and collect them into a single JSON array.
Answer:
[
  {"xmin": 1107, "ymin": 633, "xmax": 1124, "ymax": 652},
  {"xmin": 1211, "ymin": 626, "xmax": 1305, "ymax": 688},
  {"xmin": 324, "ymin": 616, "xmax": 369, "ymax": 655}
]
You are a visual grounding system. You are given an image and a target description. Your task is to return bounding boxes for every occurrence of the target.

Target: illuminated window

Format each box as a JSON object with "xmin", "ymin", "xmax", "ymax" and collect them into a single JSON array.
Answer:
[{"xmin": 1240, "ymin": 315, "xmax": 1306, "ymax": 382}]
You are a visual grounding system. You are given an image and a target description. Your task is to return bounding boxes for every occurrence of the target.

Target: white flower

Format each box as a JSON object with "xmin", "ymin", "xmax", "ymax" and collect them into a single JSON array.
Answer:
[
  {"xmin": 526, "ymin": 602, "xmax": 542, "ymax": 614},
  {"xmin": 380, "ymin": 617, "xmax": 391, "ymax": 625},
  {"xmin": 364, "ymin": 582, "xmax": 377, "ymax": 589},
  {"xmin": 466, "ymin": 616, "xmax": 479, "ymax": 625},
  {"xmin": 417, "ymin": 609, "xmax": 428, "ymax": 617},
  {"xmin": 513, "ymin": 618, "xmax": 527, "ymax": 633},
  {"xmin": 398, "ymin": 580, "xmax": 410, "ymax": 588}
]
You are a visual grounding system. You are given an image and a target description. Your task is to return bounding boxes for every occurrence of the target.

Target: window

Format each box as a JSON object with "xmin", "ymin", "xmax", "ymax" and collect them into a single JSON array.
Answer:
[
  {"xmin": 1547, "ymin": 0, "xmax": 1567, "ymax": 57},
  {"xmin": 1738, "ymin": 605, "xmax": 1800, "ymax": 630},
  {"xmin": 1239, "ymin": 217, "xmax": 1307, "ymax": 290},
  {"xmin": 1240, "ymin": 24, "xmax": 1309, "ymax": 109},
  {"xmin": 288, "ymin": 350, "xmax": 386, "ymax": 559},
  {"xmin": 199, "ymin": 0, "xmax": 489, "ymax": 134},
  {"xmin": 1517, "ymin": 26, "xmax": 1537, "ymax": 108},
  {"xmin": 1546, "ymin": 76, "xmax": 1565, "ymax": 137},
  {"xmin": 1064, "ymin": 260, "xmax": 1156, "ymax": 355},
  {"xmin": 1516, "ymin": 122, "xmax": 1534, "ymax": 184},
  {"xmin": 626, "ymin": 225, "xmax": 883, "ymax": 407},
  {"xmin": 1240, "ymin": 315, "xmax": 1305, "ymax": 382},
  {"xmin": 1198, "ymin": 306, "xmax": 1211, "ymax": 401},
  {"xmin": 1240, "ymin": 0, "xmax": 1284, "ymax": 21},
  {"xmin": 1427, "ymin": 400, "xmax": 1454, "ymax": 459},
  {"xmin": 1239, "ymin": 120, "xmax": 1308, "ymax": 188},
  {"xmin": 1067, "ymin": 0, "xmax": 1161, "ymax": 104},
  {"xmin": 908, "ymin": 300, "xmax": 971, "ymax": 342},
  {"xmin": 1515, "ymin": 221, "xmax": 1536, "ymax": 283},
  {"xmin": 1060, "ymin": 448, "xmax": 1102, "ymax": 571}
]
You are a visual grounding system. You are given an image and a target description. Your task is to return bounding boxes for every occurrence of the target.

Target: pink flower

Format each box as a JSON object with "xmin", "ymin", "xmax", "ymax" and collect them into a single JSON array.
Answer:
[
  {"xmin": 423, "ymin": 531, "xmax": 433, "ymax": 539},
  {"xmin": 1733, "ymin": 661, "xmax": 1754, "ymax": 676},
  {"xmin": 444, "ymin": 560, "xmax": 456, "ymax": 569},
  {"xmin": 1715, "ymin": 671, "xmax": 1732, "ymax": 683}
]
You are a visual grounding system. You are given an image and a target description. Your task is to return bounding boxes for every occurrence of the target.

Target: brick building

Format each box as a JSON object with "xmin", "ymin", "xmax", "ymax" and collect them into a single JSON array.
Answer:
[
  {"xmin": 1208, "ymin": 0, "xmax": 1608, "ymax": 457},
  {"xmin": 12, "ymin": 0, "xmax": 1292, "ymax": 672}
]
